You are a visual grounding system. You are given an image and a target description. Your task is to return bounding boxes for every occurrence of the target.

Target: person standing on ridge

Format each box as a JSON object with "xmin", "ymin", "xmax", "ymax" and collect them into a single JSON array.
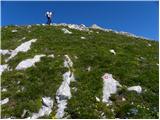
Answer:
[{"xmin": 45, "ymin": 11, "xmax": 52, "ymax": 25}]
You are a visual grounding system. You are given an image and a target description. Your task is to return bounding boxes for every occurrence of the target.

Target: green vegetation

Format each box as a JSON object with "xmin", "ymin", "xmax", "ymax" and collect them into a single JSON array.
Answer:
[{"xmin": 1, "ymin": 24, "xmax": 159, "ymax": 118}]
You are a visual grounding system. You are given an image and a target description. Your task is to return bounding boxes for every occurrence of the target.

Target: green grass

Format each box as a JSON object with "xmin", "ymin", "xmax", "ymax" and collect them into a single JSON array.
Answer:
[{"xmin": 1, "ymin": 24, "xmax": 159, "ymax": 118}]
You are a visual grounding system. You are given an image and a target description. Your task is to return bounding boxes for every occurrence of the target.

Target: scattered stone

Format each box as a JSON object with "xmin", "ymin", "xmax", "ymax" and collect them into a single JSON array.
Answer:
[
  {"xmin": 140, "ymin": 56, "xmax": 145, "ymax": 60},
  {"xmin": 64, "ymin": 55, "xmax": 73, "ymax": 68},
  {"xmin": 0, "ymin": 98, "xmax": 9, "ymax": 105},
  {"xmin": 129, "ymin": 108, "xmax": 138, "ymax": 115},
  {"xmin": 22, "ymin": 37, "xmax": 26, "ymax": 40},
  {"xmin": 0, "ymin": 64, "xmax": 8, "ymax": 76},
  {"xmin": 5, "ymin": 39, "xmax": 37, "ymax": 62},
  {"xmin": 81, "ymin": 36, "xmax": 86, "ymax": 39},
  {"xmin": 95, "ymin": 96, "xmax": 100, "ymax": 102},
  {"xmin": 56, "ymin": 55, "xmax": 76, "ymax": 118},
  {"xmin": 74, "ymin": 56, "xmax": 78, "ymax": 59},
  {"xmin": 106, "ymin": 103, "xmax": 110, "ymax": 106},
  {"xmin": 16, "ymin": 89, "xmax": 21, "ymax": 93},
  {"xmin": 67, "ymin": 24, "xmax": 89, "ymax": 31},
  {"xmin": 101, "ymin": 112, "xmax": 106, "ymax": 119},
  {"xmin": 139, "ymin": 106, "xmax": 142, "ymax": 108},
  {"xmin": 55, "ymin": 72, "xmax": 73, "ymax": 118},
  {"xmin": 12, "ymin": 30, "xmax": 17, "ymax": 33},
  {"xmin": 48, "ymin": 54, "xmax": 55, "ymax": 58},
  {"xmin": 5, "ymin": 116, "xmax": 16, "ymax": 119},
  {"xmin": 111, "ymin": 108, "xmax": 114, "ymax": 112},
  {"xmin": 15, "ymin": 54, "xmax": 45, "ymax": 70},
  {"xmin": 21, "ymin": 86, "xmax": 25, "ymax": 92},
  {"xmin": 8, "ymin": 68, "xmax": 13, "ymax": 71},
  {"xmin": 122, "ymin": 97, "xmax": 126, "ymax": 101},
  {"xmin": 137, "ymin": 104, "xmax": 141, "ymax": 107},
  {"xmin": 72, "ymin": 87, "xmax": 77, "ymax": 92},
  {"xmin": 91, "ymin": 24, "xmax": 104, "ymax": 30},
  {"xmin": 2, "ymin": 88, "xmax": 7, "ymax": 92},
  {"xmin": 19, "ymin": 37, "xmax": 26, "ymax": 42},
  {"xmin": 56, "ymin": 71, "xmax": 75, "ymax": 100},
  {"xmin": 144, "ymin": 88, "xmax": 147, "ymax": 92},
  {"xmin": 109, "ymin": 49, "xmax": 116, "ymax": 55},
  {"xmin": 42, "ymin": 97, "xmax": 53, "ymax": 107},
  {"xmin": 61, "ymin": 28, "xmax": 72, "ymax": 34},
  {"xmin": 148, "ymin": 43, "xmax": 152, "ymax": 47},
  {"xmin": 127, "ymin": 112, "xmax": 130, "ymax": 115},
  {"xmin": 17, "ymin": 81, "xmax": 20, "ymax": 84},
  {"xmin": 127, "ymin": 86, "xmax": 142, "ymax": 93},
  {"xmin": 31, "ymin": 97, "xmax": 53, "ymax": 119},
  {"xmin": 0, "ymin": 49, "xmax": 11, "ymax": 55},
  {"xmin": 27, "ymin": 25, "xmax": 31, "ymax": 28},
  {"xmin": 87, "ymin": 66, "xmax": 91, "ymax": 71},
  {"xmin": 21, "ymin": 109, "xmax": 28, "ymax": 118}
]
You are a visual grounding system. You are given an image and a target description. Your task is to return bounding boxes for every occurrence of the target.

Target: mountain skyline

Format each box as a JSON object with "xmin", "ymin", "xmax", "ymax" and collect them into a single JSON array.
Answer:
[{"xmin": 1, "ymin": 1, "xmax": 159, "ymax": 40}]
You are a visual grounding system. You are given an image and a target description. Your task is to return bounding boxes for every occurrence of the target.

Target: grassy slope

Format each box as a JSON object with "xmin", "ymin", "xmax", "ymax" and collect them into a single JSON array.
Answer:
[{"xmin": 1, "ymin": 25, "xmax": 159, "ymax": 118}]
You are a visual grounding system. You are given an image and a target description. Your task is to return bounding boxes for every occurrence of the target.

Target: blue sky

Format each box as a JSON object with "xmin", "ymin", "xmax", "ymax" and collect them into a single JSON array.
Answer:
[{"xmin": 1, "ymin": 1, "xmax": 159, "ymax": 40}]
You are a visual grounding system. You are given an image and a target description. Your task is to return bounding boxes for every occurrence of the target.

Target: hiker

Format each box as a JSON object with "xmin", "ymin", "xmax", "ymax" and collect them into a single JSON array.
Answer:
[{"xmin": 45, "ymin": 11, "xmax": 52, "ymax": 25}]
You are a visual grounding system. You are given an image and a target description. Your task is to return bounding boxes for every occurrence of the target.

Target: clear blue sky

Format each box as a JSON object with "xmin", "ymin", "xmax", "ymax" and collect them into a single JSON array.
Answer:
[{"xmin": 1, "ymin": 1, "xmax": 159, "ymax": 40}]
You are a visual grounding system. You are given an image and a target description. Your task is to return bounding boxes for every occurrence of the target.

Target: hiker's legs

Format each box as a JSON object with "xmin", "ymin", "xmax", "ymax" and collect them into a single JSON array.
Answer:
[
  {"xmin": 46, "ymin": 17, "xmax": 52, "ymax": 25},
  {"xmin": 46, "ymin": 17, "xmax": 50, "ymax": 24},
  {"xmin": 48, "ymin": 18, "xmax": 52, "ymax": 25}
]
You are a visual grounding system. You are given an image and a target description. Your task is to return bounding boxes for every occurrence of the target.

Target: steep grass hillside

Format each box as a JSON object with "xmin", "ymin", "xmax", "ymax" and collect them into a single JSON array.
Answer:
[{"xmin": 1, "ymin": 24, "xmax": 159, "ymax": 119}]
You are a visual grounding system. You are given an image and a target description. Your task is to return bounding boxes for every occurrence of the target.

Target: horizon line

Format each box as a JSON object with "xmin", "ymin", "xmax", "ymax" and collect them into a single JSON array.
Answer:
[{"xmin": 1, "ymin": 22, "xmax": 158, "ymax": 41}]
